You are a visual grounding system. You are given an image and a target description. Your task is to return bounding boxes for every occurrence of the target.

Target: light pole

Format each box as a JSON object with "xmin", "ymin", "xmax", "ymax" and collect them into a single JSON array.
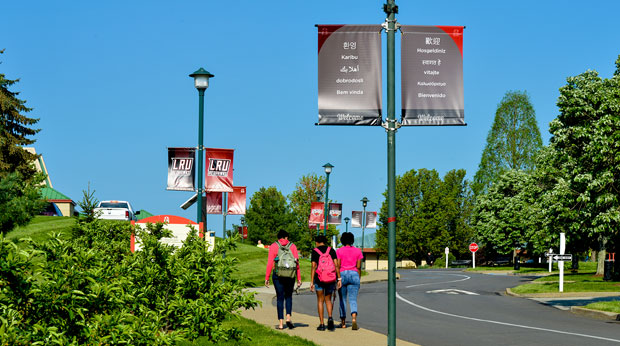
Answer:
[
  {"xmin": 322, "ymin": 163, "xmax": 334, "ymax": 236},
  {"xmin": 361, "ymin": 197, "xmax": 369, "ymax": 269},
  {"xmin": 315, "ymin": 190, "xmax": 323, "ymax": 235},
  {"xmin": 189, "ymin": 68, "xmax": 214, "ymax": 229},
  {"xmin": 344, "ymin": 217, "xmax": 350, "ymax": 233},
  {"xmin": 240, "ymin": 216, "xmax": 245, "ymax": 243}
]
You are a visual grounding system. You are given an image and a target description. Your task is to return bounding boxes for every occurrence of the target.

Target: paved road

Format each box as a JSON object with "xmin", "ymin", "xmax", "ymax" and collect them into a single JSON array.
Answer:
[{"xmin": 292, "ymin": 270, "xmax": 620, "ymax": 345}]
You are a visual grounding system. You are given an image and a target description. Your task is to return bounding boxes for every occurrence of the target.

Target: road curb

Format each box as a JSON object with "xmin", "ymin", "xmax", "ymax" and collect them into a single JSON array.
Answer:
[{"xmin": 570, "ymin": 306, "xmax": 620, "ymax": 320}]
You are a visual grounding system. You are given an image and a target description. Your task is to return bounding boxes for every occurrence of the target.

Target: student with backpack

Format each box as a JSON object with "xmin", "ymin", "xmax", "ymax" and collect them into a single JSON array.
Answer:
[
  {"xmin": 265, "ymin": 230, "xmax": 302, "ymax": 330},
  {"xmin": 310, "ymin": 235, "xmax": 341, "ymax": 331},
  {"xmin": 336, "ymin": 232, "xmax": 363, "ymax": 330}
]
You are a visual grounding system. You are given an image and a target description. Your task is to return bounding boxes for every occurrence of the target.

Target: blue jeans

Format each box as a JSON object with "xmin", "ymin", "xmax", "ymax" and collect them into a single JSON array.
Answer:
[
  {"xmin": 338, "ymin": 270, "xmax": 360, "ymax": 319},
  {"xmin": 273, "ymin": 274, "xmax": 294, "ymax": 320}
]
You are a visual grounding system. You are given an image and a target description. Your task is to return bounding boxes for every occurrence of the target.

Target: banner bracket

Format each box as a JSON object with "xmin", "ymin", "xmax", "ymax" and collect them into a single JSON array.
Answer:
[
  {"xmin": 382, "ymin": 119, "xmax": 401, "ymax": 132},
  {"xmin": 381, "ymin": 20, "xmax": 400, "ymax": 32}
]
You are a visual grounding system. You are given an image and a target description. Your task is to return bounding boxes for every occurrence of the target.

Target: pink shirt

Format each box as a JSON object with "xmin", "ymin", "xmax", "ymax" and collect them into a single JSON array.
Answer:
[
  {"xmin": 336, "ymin": 245, "xmax": 363, "ymax": 273},
  {"xmin": 265, "ymin": 239, "xmax": 301, "ymax": 281}
]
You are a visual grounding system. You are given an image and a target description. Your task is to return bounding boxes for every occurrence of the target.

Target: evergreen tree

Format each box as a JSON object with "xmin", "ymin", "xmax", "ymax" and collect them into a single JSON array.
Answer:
[
  {"xmin": 0, "ymin": 50, "xmax": 41, "ymax": 181},
  {"xmin": 245, "ymin": 186, "xmax": 295, "ymax": 245},
  {"xmin": 472, "ymin": 90, "xmax": 542, "ymax": 196}
]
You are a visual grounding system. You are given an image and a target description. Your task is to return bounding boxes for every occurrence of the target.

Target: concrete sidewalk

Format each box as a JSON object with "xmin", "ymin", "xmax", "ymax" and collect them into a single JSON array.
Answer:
[{"xmin": 242, "ymin": 271, "xmax": 419, "ymax": 346}]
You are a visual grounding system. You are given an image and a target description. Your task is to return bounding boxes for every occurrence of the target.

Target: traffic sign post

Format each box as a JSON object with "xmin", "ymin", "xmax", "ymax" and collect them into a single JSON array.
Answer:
[
  {"xmin": 559, "ymin": 233, "xmax": 565, "ymax": 292},
  {"xmin": 445, "ymin": 247, "xmax": 449, "ymax": 269},
  {"xmin": 469, "ymin": 243, "xmax": 478, "ymax": 268}
]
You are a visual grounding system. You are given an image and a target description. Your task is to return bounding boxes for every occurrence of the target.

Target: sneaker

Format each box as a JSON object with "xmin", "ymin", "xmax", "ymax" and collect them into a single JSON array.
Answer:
[
  {"xmin": 352, "ymin": 321, "xmax": 359, "ymax": 330},
  {"xmin": 317, "ymin": 324, "xmax": 326, "ymax": 331},
  {"xmin": 327, "ymin": 318, "xmax": 335, "ymax": 331}
]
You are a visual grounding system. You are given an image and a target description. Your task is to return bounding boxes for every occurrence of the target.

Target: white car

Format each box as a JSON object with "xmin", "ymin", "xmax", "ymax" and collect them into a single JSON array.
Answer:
[{"xmin": 94, "ymin": 200, "xmax": 139, "ymax": 221}]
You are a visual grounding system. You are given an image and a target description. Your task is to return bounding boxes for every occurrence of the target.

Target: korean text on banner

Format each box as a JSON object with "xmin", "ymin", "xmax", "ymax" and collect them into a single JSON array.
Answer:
[
  {"xmin": 309, "ymin": 202, "xmax": 324, "ymax": 224},
  {"xmin": 351, "ymin": 211, "xmax": 363, "ymax": 228},
  {"xmin": 227, "ymin": 186, "xmax": 246, "ymax": 215},
  {"xmin": 204, "ymin": 192, "xmax": 222, "ymax": 214},
  {"xmin": 317, "ymin": 25, "xmax": 383, "ymax": 125},
  {"xmin": 328, "ymin": 203, "xmax": 342, "ymax": 225},
  {"xmin": 401, "ymin": 26, "xmax": 465, "ymax": 126},
  {"xmin": 205, "ymin": 148, "xmax": 234, "ymax": 192},
  {"xmin": 166, "ymin": 147, "xmax": 196, "ymax": 191}
]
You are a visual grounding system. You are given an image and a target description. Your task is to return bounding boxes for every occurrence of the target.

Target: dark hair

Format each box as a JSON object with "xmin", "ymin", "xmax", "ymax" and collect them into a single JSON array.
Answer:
[
  {"xmin": 277, "ymin": 229, "xmax": 289, "ymax": 239},
  {"xmin": 315, "ymin": 235, "xmax": 328, "ymax": 244},
  {"xmin": 340, "ymin": 232, "xmax": 354, "ymax": 246}
]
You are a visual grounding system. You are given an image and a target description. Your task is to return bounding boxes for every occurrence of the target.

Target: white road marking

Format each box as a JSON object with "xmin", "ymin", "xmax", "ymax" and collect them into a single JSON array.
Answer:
[
  {"xmin": 426, "ymin": 289, "xmax": 479, "ymax": 295},
  {"xmin": 406, "ymin": 272, "xmax": 471, "ymax": 288},
  {"xmin": 396, "ymin": 292, "xmax": 620, "ymax": 343}
]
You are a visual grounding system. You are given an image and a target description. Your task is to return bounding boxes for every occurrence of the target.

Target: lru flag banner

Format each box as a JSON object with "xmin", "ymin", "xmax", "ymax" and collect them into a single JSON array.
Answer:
[
  {"xmin": 167, "ymin": 147, "xmax": 196, "ymax": 191},
  {"xmin": 317, "ymin": 25, "xmax": 382, "ymax": 126},
  {"xmin": 227, "ymin": 186, "xmax": 246, "ymax": 215},
  {"xmin": 308, "ymin": 202, "xmax": 324, "ymax": 224},
  {"xmin": 401, "ymin": 25, "xmax": 465, "ymax": 126},
  {"xmin": 205, "ymin": 148, "xmax": 234, "ymax": 192},
  {"xmin": 328, "ymin": 203, "xmax": 342, "ymax": 225},
  {"xmin": 365, "ymin": 211, "xmax": 377, "ymax": 229},
  {"xmin": 204, "ymin": 192, "xmax": 222, "ymax": 214},
  {"xmin": 351, "ymin": 211, "xmax": 362, "ymax": 228}
]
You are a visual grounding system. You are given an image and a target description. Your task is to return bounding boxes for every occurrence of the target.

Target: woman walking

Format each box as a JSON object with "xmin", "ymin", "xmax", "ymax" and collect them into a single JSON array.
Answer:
[
  {"xmin": 336, "ymin": 232, "xmax": 363, "ymax": 330},
  {"xmin": 311, "ymin": 235, "xmax": 341, "ymax": 331},
  {"xmin": 265, "ymin": 230, "xmax": 302, "ymax": 330}
]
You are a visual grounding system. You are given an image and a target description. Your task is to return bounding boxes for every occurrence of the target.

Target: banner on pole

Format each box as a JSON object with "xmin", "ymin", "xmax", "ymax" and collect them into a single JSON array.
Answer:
[
  {"xmin": 351, "ymin": 211, "xmax": 362, "ymax": 228},
  {"xmin": 365, "ymin": 211, "xmax": 377, "ymax": 228},
  {"xmin": 237, "ymin": 226, "xmax": 248, "ymax": 239},
  {"xmin": 308, "ymin": 202, "xmax": 324, "ymax": 224},
  {"xmin": 204, "ymin": 192, "xmax": 222, "ymax": 214},
  {"xmin": 328, "ymin": 203, "xmax": 342, "ymax": 224},
  {"xmin": 166, "ymin": 147, "xmax": 196, "ymax": 191},
  {"xmin": 205, "ymin": 148, "xmax": 234, "ymax": 192},
  {"xmin": 401, "ymin": 25, "xmax": 465, "ymax": 126},
  {"xmin": 317, "ymin": 25, "xmax": 383, "ymax": 126},
  {"xmin": 227, "ymin": 186, "xmax": 246, "ymax": 215}
]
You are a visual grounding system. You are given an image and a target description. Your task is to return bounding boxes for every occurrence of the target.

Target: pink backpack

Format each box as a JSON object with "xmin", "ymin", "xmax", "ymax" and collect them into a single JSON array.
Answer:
[{"xmin": 314, "ymin": 247, "xmax": 337, "ymax": 283}]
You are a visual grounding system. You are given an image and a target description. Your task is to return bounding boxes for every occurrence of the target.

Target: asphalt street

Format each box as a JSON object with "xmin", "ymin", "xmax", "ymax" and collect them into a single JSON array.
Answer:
[{"xmin": 291, "ymin": 269, "xmax": 620, "ymax": 345}]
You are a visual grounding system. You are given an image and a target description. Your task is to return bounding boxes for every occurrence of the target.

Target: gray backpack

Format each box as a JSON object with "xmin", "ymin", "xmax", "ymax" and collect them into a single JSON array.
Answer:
[{"xmin": 275, "ymin": 242, "xmax": 297, "ymax": 278}]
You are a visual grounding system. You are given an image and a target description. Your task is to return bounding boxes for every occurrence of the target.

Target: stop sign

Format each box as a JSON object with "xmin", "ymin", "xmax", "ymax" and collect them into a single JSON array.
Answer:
[{"xmin": 469, "ymin": 243, "xmax": 479, "ymax": 252}]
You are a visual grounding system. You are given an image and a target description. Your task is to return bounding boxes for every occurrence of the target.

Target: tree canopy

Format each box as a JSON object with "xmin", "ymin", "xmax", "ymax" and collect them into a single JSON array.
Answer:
[
  {"xmin": 473, "ymin": 90, "xmax": 542, "ymax": 196},
  {"xmin": 244, "ymin": 186, "xmax": 295, "ymax": 245}
]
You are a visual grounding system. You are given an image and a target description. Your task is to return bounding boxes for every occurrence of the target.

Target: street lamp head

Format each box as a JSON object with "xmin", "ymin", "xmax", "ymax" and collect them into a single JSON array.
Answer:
[
  {"xmin": 189, "ymin": 67, "xmax": 214, "ymax": 90},
  {"xmin": 240, "ymin": 216, "xmax": 245, "ymax": 224},
  {"xmin": 323, "ymin": 162, "xmax": 334, "ymax": 174},
  {"xmin": 361, "ymin": 197, "xmax": 369, "ymax": 208},
  {"xmin": 344, "ymin": 217, "xmax": 350, "ymax": 224},
  {"xmin": 315, "ymin": 190, "xmax": 323, "ymax": 201}
]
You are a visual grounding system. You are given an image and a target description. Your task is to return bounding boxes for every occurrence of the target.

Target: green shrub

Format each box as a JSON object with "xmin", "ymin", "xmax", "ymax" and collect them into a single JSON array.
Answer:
[{"xmin": 0, "ymin": 218, "xmax": 258, "ymax": 345}]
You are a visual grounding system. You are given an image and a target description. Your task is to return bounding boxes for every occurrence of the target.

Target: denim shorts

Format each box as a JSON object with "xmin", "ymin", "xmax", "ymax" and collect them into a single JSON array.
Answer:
[{"xmin": 314, "ymin": 281, "xmax": 336, "ymax": 294}]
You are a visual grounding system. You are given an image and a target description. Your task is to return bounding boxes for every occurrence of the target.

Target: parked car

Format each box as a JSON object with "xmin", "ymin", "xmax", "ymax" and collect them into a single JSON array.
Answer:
[{"xmin": 94, "ymin": 200, "xmax": 139, "ymax": 221}]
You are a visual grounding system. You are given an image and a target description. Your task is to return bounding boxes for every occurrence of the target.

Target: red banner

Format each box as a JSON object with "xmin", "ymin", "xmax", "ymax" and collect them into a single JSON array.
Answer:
[
  {"xmin": 227, "ymin": 186, "xmax": 246, "ymax": 215},
  {"xmin": 205, "ymin": 148, "xmax": 234, "ymax": 192},
  {"xmin": 238, "ymin": 226, "xmax": 248, "ymax": 239},
  {"xmin": 308, "ymin": 202, "xmax": 324, "ymax": 224},
  {"xmin": 205, "ymin": 192, "xmax": 222, "ymax": 214}
]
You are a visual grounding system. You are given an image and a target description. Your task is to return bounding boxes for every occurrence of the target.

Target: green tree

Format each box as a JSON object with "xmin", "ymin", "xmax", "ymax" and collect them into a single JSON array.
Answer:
[
  {"xmin": 544, "ymin": 56, "xmax": 620, "ymax": 274},
  {"xmin": 376, "ymin": 168, "xmax": 473, "ymax": 263},
  {"xmin": 473, "ymin": 90, "xmax": 542, "ymax": 196},
  {"xmin": 0, "ymin": 171, "xmax": 46, "ymax": 235},
  {"xmin": 0, "ymin": 50, "xmax": 41, "ymax": 182},
  {"xmin": 245, "ymin": 186, "xmax": 295, "ymax": 245}
]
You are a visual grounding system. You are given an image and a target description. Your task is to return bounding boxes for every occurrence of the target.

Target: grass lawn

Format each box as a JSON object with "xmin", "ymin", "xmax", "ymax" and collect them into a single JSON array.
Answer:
[
  {"xmin": 5, "ymin": 215, "xmax": 75, "ymax": 243},
  {"xmin": 180, "ymin": 315, "xmax": 317, "ymax": 346},
  {"xmin": 583, "ymin": 301, "xmax": 620, "ymax": 314},
  {"xmin": 510, "ymin": 268, "xmax": 620, "ymax": 294},
  {"xmin": 229, "ymin": 241, "xmax": 313, "ymax": 287}
]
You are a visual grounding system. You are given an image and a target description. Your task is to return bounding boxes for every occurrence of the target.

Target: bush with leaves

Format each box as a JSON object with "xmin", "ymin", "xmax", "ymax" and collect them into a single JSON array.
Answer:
[{"xmin": 0, "ymin": 217, "xmax": 258, "ymax": 345}]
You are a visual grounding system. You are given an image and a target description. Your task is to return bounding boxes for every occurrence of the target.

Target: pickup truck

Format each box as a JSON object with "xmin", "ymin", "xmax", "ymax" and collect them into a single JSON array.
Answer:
[{"xmin": 94, "ymin": 200, "xmax": 139, "ymax": 221}]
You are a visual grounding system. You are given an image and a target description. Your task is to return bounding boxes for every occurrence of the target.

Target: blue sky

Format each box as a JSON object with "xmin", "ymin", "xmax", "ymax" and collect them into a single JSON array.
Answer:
[{"xmin": 3, "ymin": 1, "xmax": 620, "ymax": 241}]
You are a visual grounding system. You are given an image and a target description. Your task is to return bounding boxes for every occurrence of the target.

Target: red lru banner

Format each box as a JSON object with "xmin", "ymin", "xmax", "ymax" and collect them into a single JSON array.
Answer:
[
  {"xmin": 227, "ymin": 186, "xmax": 246, "ymax": 215},
  {"xmin": 166, "ymin": 147, "xmax": 196, "ymax": 191},
  {"xmin": 308, "ymin": 202, "xmax": 324, "ymax": 224},
  {"xmin": 309, "ymin": 223, "xmax": 326, "ymax": 230},
  {"xmin": 205, "ymin": 192, "xmax": 222, "ymax": 214},
  {"xmin": 205, "ymin": 148, "xmax": 234, "ymax": 192},
  {"xmin": 328, "ymin": 203, "xmax": 342, "ymax": 225},
  {"xmin": 238, "ymin": 226, "xmax": 248, "ymax": 239}
]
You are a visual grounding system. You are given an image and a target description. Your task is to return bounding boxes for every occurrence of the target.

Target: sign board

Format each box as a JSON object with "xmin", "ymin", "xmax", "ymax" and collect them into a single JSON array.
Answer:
[
  {"xmin": 469, "ymin": 243, "xmax": 478, "ymax": 253},
  {"xmin": 317, "ymin": 25, "xmax": 383, "ymax": 125},
  {"xmin": 552, "ymin": 254, "xmax": 572, "ymax": 262},
  {"xmin": 131, "ymin": 215, "xmax": 214, "ymax": 252},
  {"xmin": 205, "ymin": 148, "xmax": 234, "ymax": 192},
  {"xmin": 401, "ymin": 25, "xmax": 465, "ymax": 126}
]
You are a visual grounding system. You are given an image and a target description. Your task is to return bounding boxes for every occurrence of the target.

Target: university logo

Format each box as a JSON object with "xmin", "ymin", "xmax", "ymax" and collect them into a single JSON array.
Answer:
[
  {"xmin": 311, "ymin": 208, "xmax": 323, "ymax": 216},
  {"xmin": 329, "ymin": 209, "xmax": 342, "ymax": 217},
  {"xmin": 208, "ymin": 159, "xmax": 231, "ymax": 177},
  {"xmin": 171, "ymin": 158, "xmax": 193, "ymax": 175}
]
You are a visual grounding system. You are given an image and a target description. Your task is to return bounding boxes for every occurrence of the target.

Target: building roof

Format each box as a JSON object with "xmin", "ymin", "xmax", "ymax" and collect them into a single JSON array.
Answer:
[
  {"xmin": 40, "ymin": 187, "xmax": 75, "ymax": 204},
  {"xmin": 136, "ymin": 210, "xmax": 154, "ymax": 220}
]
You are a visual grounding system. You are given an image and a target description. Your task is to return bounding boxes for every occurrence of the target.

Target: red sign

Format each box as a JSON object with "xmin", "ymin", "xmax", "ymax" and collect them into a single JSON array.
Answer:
[
  {"xmin": 469, "ymin": 243, "xmax": 479, "ymax": 253},
  {"xmin": 308, "ymin": 202, "xmax": 324, "ymax": 224},
  {"xmin": 238, "ymin": 226, "xmax": 248, "ymax": 239},
  {"xmin": 227, "ymin": 186, "xmax": 246, "ymax": 215},
  {"xmin": 205, "ymin": 148, "xmax": 234, "ymax": 192}
]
